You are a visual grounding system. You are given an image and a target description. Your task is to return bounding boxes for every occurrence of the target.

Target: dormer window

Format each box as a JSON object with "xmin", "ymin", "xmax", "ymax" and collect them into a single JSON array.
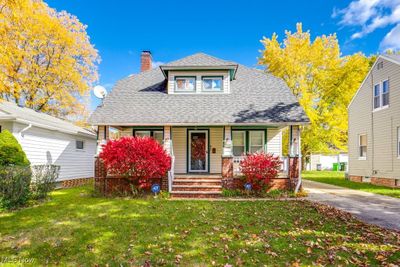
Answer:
[
  {"xmin": 202, "ymin": 76, "xmax": 223, "ymax": 92},
  {"xmin": 175, "ymin": 77, "xmax": 195, "ymax": 92}
]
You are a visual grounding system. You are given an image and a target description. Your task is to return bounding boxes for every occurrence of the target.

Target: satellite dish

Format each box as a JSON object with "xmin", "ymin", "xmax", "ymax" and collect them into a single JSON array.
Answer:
[{"xmin": 93, "ymin": 85, "xmax": 107, "ymax": 99}]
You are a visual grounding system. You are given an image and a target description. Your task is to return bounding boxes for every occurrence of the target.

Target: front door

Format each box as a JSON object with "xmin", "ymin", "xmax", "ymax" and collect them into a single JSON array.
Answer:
[{"xmin": 188, "ymin": 130, "xmax": 208, "ymax": 172}]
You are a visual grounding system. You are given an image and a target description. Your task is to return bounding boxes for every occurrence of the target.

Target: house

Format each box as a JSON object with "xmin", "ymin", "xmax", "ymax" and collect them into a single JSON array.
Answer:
[
  {"xmin": 0, "ymin": 101, "xmax": 97, "ymax": 187},
  {"xmin": 89, "ymin": 51, "xmax": 309, "ymax": 197},
  {"xmin": 348, "ymin": 54, "xmax": 400, "ymax": 188},
  {"xmin": 308, "ymin": 153, "xmax": 348, "ymax": 171}
]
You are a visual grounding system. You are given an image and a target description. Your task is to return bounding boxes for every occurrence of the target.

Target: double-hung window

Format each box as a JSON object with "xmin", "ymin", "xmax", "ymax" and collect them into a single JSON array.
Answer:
[
  {"xmin": 232, "ymin": 131, "xmax": 245, "ymax": 156},
  {"xmin": 359, "ymin": 134, "xmax": 367, "ymax": 159},
  {"xmin": 202, "ymin": 77, "xmax": 223, "ymax": 92},
  {"xmin": 249, "ymin": 131, "xmax": 264, "ymax": 153},
  {"xmin": 175, "ymin": 77, "xmax": 195, "ymax": 92},
  {"xmin": 374, "ymin": 84, "xmax": 380, "ymax": 109},
  {"xmin": 374, "ymin": 80, "xmax": 389, "ymax": 110},
  {"xmin": 76, "ymin": 140, "xmax": 84, "ymax": 150}
]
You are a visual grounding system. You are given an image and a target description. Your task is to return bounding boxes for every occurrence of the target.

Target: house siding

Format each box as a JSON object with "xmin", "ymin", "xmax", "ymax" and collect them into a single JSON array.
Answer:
[
  {"xmin": 12, "ymin": 122, "xmax": 97, "ymax": 181},
  {"xmin": 172, "ymin": 127, "xmax": 187, "ymax": 173},
  {"xmin": 267, "ymin": 128, "xmax": 282, "ymax": 156},
  {"xmin": 348, "ymin": 57, "xmax": 400, "ymax": 180},
  {"xmin": 209, "ymin": 127, "xmax": 223, "ymax": 173}
]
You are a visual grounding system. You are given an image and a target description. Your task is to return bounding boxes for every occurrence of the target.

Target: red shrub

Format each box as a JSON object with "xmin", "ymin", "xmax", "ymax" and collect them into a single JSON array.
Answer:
[
  {"xmin": 239, "ymin": 153, "xmax": 282, "ymax": 191},
  {"xmin": 99, "ymin": 137, "xmax": 171, "ymax": 189}
]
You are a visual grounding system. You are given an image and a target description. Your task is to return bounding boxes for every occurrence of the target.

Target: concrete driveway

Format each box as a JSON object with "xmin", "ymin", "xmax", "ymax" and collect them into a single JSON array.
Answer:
[{"xmin": 303, "ymin": 180, "xmax": 400, "ymax": 231}]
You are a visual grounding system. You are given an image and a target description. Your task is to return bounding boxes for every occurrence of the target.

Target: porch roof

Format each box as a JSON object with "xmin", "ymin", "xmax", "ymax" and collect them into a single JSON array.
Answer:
[{"xmin": 89, "ymin": 53, "xmax": 309, "ymax": 126}]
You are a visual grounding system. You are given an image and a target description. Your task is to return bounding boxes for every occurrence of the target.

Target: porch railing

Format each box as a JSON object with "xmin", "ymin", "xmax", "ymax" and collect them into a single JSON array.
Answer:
[
  {"xmin": 233, "ymin": 155, "xmax": 288, "ymax": 177},
  {"xmin": 166, "ymin": 139, "xmax": 175, "ymax": 192}
]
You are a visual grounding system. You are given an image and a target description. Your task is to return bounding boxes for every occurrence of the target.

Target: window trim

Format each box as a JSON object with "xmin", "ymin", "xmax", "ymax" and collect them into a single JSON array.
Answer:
[
  {"xmin": 232, "ymin": 130, "xmax": 246, "ymax": 156},
  {"xmin": 231, "ymin": 129, "xmax": 267, "ymax": 156},
  {"xmin": 174, "ymin": 76, "xmax": 196, "ymax": 93},
  {"xmin": 76, "ymin": 140, "xmax": 84, "ymax": 150},
  {"xmin": 133, "ymin": 129, "xmax": 164, "ymax": 143},
  {"xmin": 201, "ymin": 76, "xmax": 224, "ymax": 92},
  {"xmin": 358, "ymin": 134, "xmax": 367, "ymax": 160},
  {"xmin": 373, "ymin": 79, "xmax": 390, "ymax": 111},
  {"xmin": 249, "ymin": 130, "xmax": 265, "ymax": 154}
]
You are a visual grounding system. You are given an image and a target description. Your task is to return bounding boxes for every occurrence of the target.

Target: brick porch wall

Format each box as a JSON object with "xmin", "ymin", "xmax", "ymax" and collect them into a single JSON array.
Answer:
[
  {"xmin": 222, "ymin": 177, "xmax": 290, "ymax": 191},
  {"xmin": 349, "ymin": 175, "xmax": 362, "ymax": 183}
]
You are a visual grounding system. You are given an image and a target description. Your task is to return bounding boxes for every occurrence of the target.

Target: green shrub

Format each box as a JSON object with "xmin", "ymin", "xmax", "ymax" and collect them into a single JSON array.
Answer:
[
  {"xmin": 0, "ymin": 130, "xmax": 30, "ymax": 166},
  {"xmin": 30, "ymin": 165, "xmax": 60, "ymax": 199},
  {"xmin": 0, "ymin": 166, "xmax": 32, "ymax": 209}
]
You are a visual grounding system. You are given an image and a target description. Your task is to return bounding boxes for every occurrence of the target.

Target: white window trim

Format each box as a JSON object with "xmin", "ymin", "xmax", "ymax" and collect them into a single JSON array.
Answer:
[
  {"xmin": 249, "ymin": 130, "xmax": 265, "ymax": 153},
  {"xmin": 358, "ymin": 134, "xmax": 367, "ymax": 160},
  {"xmin": 76, "ymin": 140, "xmax": 85, "ymax": 151},
  {"xmin": 174, "ymin": 77, "xmax": 196, "ymax": 93},
  {"xmin": 373, "ymin": 79, "xmax": 389, "ymax": 111},
  {"xmin": 202, "ymin": 77, "xmax": 223, "ymax": 92}
]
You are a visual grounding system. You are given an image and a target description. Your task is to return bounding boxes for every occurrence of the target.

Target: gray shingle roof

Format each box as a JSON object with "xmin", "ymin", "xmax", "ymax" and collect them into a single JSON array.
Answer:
[
  {"xmin": 162, "ymin": 53, "xmax": 237, "ymax": 67},
  {"xmin": 0, "ymin": 101, "xmax": 96, "ymax": 138},
  {"xmin": 89, "ymin": 53, "xmax": 309, "ymax": 125}
]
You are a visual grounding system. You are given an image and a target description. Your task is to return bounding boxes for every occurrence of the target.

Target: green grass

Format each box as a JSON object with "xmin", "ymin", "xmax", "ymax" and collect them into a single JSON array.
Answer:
[
  {"xmin": 0, "ymin": 186, "xmax": 399, "ymax": 266},
  {"xmin": 303, "ymin": 171, "xmax": 400, "ymax": 198}
]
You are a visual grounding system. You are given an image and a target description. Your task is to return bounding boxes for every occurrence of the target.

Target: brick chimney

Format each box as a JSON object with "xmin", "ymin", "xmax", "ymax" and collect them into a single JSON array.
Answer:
[{"xmin": 140, "ymin": 50, "xmax": 152, "ymax": 72}]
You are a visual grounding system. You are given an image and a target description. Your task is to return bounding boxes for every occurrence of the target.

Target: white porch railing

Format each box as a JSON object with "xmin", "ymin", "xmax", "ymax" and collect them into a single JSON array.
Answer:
[
  {"xmin": 166, "ymin": 139, "xmax": 175, "ymax": 192},
  {"xmin": 233, "ymin": 155, "xmax": 288, "ymax": 177}
]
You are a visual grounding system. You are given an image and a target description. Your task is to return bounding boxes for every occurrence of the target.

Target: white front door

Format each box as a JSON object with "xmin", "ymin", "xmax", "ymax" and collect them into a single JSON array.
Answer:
[{"xmin": 188, "ymin": 130, "xmax": 208, "ymax": 172}]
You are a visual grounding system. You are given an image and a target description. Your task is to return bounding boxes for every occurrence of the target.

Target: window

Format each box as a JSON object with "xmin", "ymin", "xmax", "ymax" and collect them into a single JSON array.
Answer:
[
  {"xmin": 374, "ymin": 84, "xmax": 380, "ymax": 109},
  {"xmin": 134, "ymin": 130, "xmax": 164, "ymax": 144},
  {"xmin": 374, "ymin": 80, "xmax": 390, "ymax": 110},
  {"xmin": 359, "ymin": 134, "xmax": 367, "ymax": 159},
  {"xmin": 232, "ymin": 131, "xmax": 245, "ymax": 156},
  {"xmin": 76, "ymin": 140, "xmax": 84, "ymax": 150},
  {"xmin": 382, "ymin": 80, "xmax": 389, "ymax": 106},
  {"xmin": 175, "ymin": 77, "xmax": 195, "ymax": 92},
  {"xmin": 249, "ymin": 131, "xmax": 264, "ymax": 153},
  {"xmin": 202, "ymin": 77, "xmax": 223, "ymax": 92}
]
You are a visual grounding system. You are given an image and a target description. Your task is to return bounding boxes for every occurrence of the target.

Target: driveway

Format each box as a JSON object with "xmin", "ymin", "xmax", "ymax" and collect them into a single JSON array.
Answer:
[{"xmin": 303, "ymin": 180, "xmax": 400, "ymax": 231}]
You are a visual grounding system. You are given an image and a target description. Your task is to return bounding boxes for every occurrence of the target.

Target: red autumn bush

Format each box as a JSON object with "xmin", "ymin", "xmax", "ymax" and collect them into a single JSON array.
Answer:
[
  {"xmin": 239, "ymin": 152, "xmax": 282, "ymax": 191},
  {"xmin": 99, "ymin": 136, "xmax": 171, "ymax": 189}
]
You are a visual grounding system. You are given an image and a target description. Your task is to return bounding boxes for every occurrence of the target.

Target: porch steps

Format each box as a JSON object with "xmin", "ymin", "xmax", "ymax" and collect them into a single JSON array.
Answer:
[{"xmin": 171, "ymin": 175, "xmax": 223, "ymax": 198}]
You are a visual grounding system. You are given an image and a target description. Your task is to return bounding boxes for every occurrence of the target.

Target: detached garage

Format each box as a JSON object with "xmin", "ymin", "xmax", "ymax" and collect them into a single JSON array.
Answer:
[{"xmin": 0, "ymin": 101, "xmax": 96, "ymax": 187}]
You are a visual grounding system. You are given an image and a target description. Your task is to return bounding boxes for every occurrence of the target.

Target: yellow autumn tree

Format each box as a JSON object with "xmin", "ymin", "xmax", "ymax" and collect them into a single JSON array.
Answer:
[
  {"xmin": 0, "ymin": 0, "xmax": 99, "ymax": 121},
  {"xmin": 259, "ymin": 23, "xmax": 372, "ymax": 159}
]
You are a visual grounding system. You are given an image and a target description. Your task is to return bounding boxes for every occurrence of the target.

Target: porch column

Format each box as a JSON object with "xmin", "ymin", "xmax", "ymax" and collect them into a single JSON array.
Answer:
[
  {"xmin": 163, "ymin": 126, "xmax": 172, "ymax": 155},
  {"xmin": 288, "ymin": 125, "xmax": 302, "ymax": 192},
  {"xmin": 221, "ymin": 126, "xmax": 233, "ymax": 178},
  {"xmin": 97, "ymin": 125, "xmax": 109, "ymax": 155}
]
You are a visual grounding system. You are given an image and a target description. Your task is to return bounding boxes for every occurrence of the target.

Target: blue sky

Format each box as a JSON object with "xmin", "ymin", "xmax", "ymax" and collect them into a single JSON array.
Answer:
[{"xmin": 46, "ymin": 0, "xmax": 400, "ymax": 110}]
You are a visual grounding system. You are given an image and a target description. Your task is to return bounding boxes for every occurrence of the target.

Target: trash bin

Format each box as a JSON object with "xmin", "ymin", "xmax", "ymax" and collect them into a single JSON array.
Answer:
[
  {"xmin": 339, "ymin": 162, "xmax": 346, "ymax": 171},
  {"xmin": 332, "ymin": 163, "xmax": 339, "ymax": 171}
]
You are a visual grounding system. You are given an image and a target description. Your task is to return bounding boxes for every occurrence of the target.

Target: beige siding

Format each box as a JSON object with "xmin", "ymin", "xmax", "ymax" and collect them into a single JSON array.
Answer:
[
  {"xmin": 267, "ymin": 128, "xmax": 282, "ymax": 156},
  {"xmin": 210, "ymin": 127, "xmax": 223, "ymax": 173},
  {"xmin": 172, "ymin": 127, "xmax": 187, "ymax": 173},
  {"xmin": 348, "ymin": 57, "xmax": 400, "ymax": 179},
  {"xmin": 120, "ymin": 128, "xmax": 132, "ymax": 137},
  {"xmin": 167, "ymin": 70, "xmax": 230, "ymax": 94}
]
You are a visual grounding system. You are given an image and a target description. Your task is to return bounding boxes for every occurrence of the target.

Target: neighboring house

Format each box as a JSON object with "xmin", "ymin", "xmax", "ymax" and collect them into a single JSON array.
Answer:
[
  {"xmin": 348, "ymin": 54, "xmax": 400, "ymax": 188},
  {"xmin": 308, "ymin": 153, "xmax": 348, "ymax": 171},
  {"xmin": 89, "ymin": 51, "xmax": 309, "ymax": 197},
  {"xmin": 0, "ymin": 101, "xmax": 97, "ymax": 187}
]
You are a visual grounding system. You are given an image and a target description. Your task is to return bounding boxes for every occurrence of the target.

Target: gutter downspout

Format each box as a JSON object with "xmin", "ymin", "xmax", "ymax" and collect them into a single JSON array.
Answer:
[
  {"xmin": 294, "ymin": 127, "xmax": 302, "ymax": 193},
  {"xmin": 19, "ymin": 123, "xmax": 32, "ymax": 137}
]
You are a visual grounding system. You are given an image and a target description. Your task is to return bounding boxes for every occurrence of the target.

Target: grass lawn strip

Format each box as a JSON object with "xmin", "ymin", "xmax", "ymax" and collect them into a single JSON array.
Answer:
[{"xmin": 0, "ymin": 186, "xmax": 399, "ymax": 266}]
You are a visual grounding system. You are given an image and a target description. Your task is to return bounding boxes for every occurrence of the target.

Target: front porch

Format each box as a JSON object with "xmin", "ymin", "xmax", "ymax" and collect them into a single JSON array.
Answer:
[{"xmin": 96, "ymin": 124, "xmax": 301, "ymax": 197}]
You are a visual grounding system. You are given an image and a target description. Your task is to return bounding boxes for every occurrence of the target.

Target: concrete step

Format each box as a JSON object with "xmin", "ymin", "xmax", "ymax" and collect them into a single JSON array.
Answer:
[{"xmin": 174, "ymin": 175, "xmax": 222, "ymax": 179}]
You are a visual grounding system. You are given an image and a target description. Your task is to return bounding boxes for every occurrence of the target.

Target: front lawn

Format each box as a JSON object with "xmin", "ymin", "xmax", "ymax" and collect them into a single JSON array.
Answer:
[
  {"xmin": 303, "ymin": 171, "xmax": 400, "ymax": 199},
  {"xmin": 0, "ymin": 186, "xmax": 399, "ymax": 266}
]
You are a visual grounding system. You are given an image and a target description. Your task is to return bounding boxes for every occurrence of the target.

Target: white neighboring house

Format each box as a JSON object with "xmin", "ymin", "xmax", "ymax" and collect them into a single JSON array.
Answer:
[
  {"xmin": 0, "ymin": 101, "xmax": 97, "ymax": 186},
  {"xmin": 308, "ymin": 153, "xmax": 348, "ymax": 171}
]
